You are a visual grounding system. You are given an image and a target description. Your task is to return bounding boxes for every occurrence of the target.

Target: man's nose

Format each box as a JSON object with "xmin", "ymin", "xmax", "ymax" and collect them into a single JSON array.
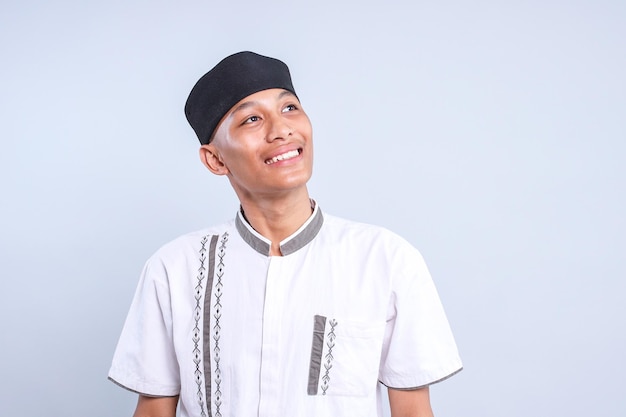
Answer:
[{"xmin": 265, "ymin": 114, "xmax": 293, "ymax": 142}]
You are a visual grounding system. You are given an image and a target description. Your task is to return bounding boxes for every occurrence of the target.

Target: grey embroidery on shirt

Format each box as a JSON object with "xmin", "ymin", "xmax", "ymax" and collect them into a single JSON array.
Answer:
[
  {"xmin": 194, "ymin": 235, "xmax": 209, "ymax": 417},
  {"xmin": 307, "ymin": 315, "xmax": 327, "ymax": 395},
  {"xmin": 194, "ymin": 234, "xmax": 221, "ymax": 417},
  {"xmin": 321, "ymin": 319, "xmax": 338, "ymax": 395},
  {"xmin": 212, "ymin": 232, "xmax": 228, "ymax": 417}
]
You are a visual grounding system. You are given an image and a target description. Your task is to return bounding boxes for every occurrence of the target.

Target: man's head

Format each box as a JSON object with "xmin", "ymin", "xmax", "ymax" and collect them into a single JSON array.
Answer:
[
  {"xmin": 185, "ymin": 51, "xmax": 298, "ymax": 145},
  {"xmin": 186, "ymin": 51, "xmax": 313, "ymax": 200}
]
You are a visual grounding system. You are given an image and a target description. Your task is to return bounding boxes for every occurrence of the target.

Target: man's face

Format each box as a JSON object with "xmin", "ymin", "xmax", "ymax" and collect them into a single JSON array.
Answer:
[{"xmin": 201, "ymin": 88, "xmax": 313, "ymax": 200}]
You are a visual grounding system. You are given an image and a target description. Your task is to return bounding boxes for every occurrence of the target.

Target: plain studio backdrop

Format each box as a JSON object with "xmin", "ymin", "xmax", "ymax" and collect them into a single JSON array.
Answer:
[{"xmin": 1, "ymin": 1, "xmax": 624, "ymax": 416}]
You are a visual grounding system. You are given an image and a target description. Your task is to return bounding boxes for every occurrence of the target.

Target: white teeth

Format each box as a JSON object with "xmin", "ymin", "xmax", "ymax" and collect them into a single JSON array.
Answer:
[{"xmin": 265, "ymin": 149, "xmax": 300, "ymax": 165}]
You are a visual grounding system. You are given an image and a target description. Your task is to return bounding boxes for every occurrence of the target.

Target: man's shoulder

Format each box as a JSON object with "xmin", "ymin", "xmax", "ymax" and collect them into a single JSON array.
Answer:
[
  {"xmin": 320, "ymin": 212, "xmax": 428, "ymax": 276},
  {"xmin": 321, "ymin": 212, "xmax": 414, "ymax": 249},
  {"xmin": 149, "ymin": 219, "xmax": 235, "ymax": 262}
]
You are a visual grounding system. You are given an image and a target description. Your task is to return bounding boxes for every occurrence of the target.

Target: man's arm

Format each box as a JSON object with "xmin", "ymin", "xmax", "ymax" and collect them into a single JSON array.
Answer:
[
  {"xmin": 132, "ymin": 395, "xmax": 179, "ymax": 417},
  {"xmin": 388, "ymin": 386, "xmax": 434, "ymax": 417}
]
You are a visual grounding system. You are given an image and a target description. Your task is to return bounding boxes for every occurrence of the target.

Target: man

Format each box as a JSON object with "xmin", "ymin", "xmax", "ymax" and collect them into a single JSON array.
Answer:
[{"xmin": 109, "ymin": 51, "xmax": 462, "ymax": 417}]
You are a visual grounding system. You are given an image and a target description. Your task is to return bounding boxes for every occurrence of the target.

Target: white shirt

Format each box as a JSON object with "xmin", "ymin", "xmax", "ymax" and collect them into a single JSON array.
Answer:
[{"xmin": 109, "ymin": 205, "xmax": 462, "ymax": 417}]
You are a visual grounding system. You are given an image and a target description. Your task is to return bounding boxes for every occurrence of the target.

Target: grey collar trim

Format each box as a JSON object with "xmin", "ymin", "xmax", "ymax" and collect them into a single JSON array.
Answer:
[{"xmin": 235, "ymin": 202, "xmax": 324, "ymax": 256}]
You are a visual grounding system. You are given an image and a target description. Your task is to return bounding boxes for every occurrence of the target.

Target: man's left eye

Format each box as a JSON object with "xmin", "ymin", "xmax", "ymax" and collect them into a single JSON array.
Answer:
[{"xmin": 282, "ymin": 104, "xmax": 297, "ymax": 113}]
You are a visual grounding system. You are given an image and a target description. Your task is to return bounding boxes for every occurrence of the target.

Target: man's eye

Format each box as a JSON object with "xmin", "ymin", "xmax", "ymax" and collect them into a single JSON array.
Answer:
[
  {"xmin": 243, "ymin": 115, "xmax": 260, "ymax": 124},
  {"xmin": 282, "ymin": 104, "xmax": 297, "ymax": 113}
]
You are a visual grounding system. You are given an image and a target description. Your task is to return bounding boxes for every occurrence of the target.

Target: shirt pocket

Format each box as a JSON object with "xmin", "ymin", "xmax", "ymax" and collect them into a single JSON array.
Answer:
[{"xmin": 307, "ymin": 315, "xmax": 385, "ymax": 397}]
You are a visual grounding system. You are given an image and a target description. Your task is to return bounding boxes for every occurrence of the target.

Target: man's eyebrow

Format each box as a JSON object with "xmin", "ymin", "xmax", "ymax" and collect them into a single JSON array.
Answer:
[
  {"xmin": 277, "ymin": 90, "xmax": 297, "ymax": 100},
  {"xmin": 231, "ymin": 100, "xmax": 257, "ymax": 115},
  {"xmin": 230, "ymin": 90, "xmax": 298, "ymax": 116}
]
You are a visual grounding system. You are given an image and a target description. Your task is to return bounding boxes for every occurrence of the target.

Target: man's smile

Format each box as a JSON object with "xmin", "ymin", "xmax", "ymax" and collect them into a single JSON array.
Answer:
[{"xmin": 265, "ymin": 148, "xmax": 302, "ymax": 165}]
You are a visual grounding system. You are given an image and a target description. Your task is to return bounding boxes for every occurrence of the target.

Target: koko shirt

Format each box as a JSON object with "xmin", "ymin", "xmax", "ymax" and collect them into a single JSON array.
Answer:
[{"xmin": 108, "ymin": 204, "xmax": 462, "ymax": 417}]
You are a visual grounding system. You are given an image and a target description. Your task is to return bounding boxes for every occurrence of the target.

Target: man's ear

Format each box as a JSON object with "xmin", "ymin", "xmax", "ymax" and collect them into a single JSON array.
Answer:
[{"xmin": 199, "ymin": 144, "xmax": 229, "ymax": 175}]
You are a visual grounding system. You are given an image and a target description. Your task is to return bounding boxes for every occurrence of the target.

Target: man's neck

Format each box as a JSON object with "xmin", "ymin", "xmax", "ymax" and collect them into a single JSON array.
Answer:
[{"xmin": 238, "ymin": 189, "xmax": 314, "ymax": 256}]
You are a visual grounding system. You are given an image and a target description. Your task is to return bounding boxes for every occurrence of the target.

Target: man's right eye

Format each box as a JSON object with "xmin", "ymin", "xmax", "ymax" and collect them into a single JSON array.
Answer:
[{"xmin": 243, "ymin": 115, "xmax": 260, "ymax": 124}]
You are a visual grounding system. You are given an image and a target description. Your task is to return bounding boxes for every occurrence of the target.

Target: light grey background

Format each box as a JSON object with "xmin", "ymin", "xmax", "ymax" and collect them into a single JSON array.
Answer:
[{"xmin": 1, "ymin": 1, "xmax": 624, "ymax": 416}]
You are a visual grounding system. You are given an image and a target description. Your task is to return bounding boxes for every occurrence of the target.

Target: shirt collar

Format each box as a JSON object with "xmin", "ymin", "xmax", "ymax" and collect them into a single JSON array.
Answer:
[{"xmin": 235, "ymin": 201, "xmax": 324, "ymax": 256}]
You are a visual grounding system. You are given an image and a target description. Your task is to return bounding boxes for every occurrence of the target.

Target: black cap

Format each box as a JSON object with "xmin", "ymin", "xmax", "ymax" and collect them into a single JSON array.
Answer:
[{"xmin": 185, "ymin": 51, "xmax": 297, "ymax": 144}]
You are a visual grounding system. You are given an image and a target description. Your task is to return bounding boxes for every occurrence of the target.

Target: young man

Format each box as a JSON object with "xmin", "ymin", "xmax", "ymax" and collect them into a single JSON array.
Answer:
[{"xmin": 109, "ymin": 51, "xmax": 462, "ymax": 417}]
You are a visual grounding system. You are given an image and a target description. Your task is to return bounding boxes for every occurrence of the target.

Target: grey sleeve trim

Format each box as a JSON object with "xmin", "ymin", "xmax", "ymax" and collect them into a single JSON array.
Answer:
[
  {"xmin": 307, "ymin": 315, "xmax": 327, "ymax": 395},
  {"xmin": 107, "ymin": 376, "xmax": 180, "ymax": 398},
  {"xmin": 380, "ymin": 367, "xmax": 463, "ymax": 391}
]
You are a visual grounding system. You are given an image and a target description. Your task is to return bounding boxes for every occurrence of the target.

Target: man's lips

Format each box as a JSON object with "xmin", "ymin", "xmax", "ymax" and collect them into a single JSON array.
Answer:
[{"xmin": 265, "ymin": 149, "xmax": 302, "ymax": 165}]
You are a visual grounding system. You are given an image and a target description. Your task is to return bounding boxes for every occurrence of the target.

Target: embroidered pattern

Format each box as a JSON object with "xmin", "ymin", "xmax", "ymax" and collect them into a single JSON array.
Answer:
[
  {"xmin": 321, "ymin": 319, "xmax": 338, "ymax": 395},
  {"xmin": 212, "ymin": 233, "xmax": 228, "ymax": 417},
  {"xmin": 193, "ymin": 235, "xmax": 209, "ymax": 416}
]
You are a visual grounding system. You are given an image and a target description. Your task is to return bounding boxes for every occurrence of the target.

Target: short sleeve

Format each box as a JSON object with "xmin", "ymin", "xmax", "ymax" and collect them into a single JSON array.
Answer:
[
  {"xmin": 378, "ymin": 247, "xmax": 462, "ymax": 389},
  {"xmin": 108, "ymin": 256, "xmax": 181, "ymax": 396}
]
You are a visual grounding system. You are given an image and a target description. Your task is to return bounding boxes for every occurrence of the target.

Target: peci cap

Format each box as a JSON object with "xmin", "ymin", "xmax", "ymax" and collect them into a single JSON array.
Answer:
[{"xmin": 184, "ymin": 51, "xmax": 298, "ymax": 145}]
